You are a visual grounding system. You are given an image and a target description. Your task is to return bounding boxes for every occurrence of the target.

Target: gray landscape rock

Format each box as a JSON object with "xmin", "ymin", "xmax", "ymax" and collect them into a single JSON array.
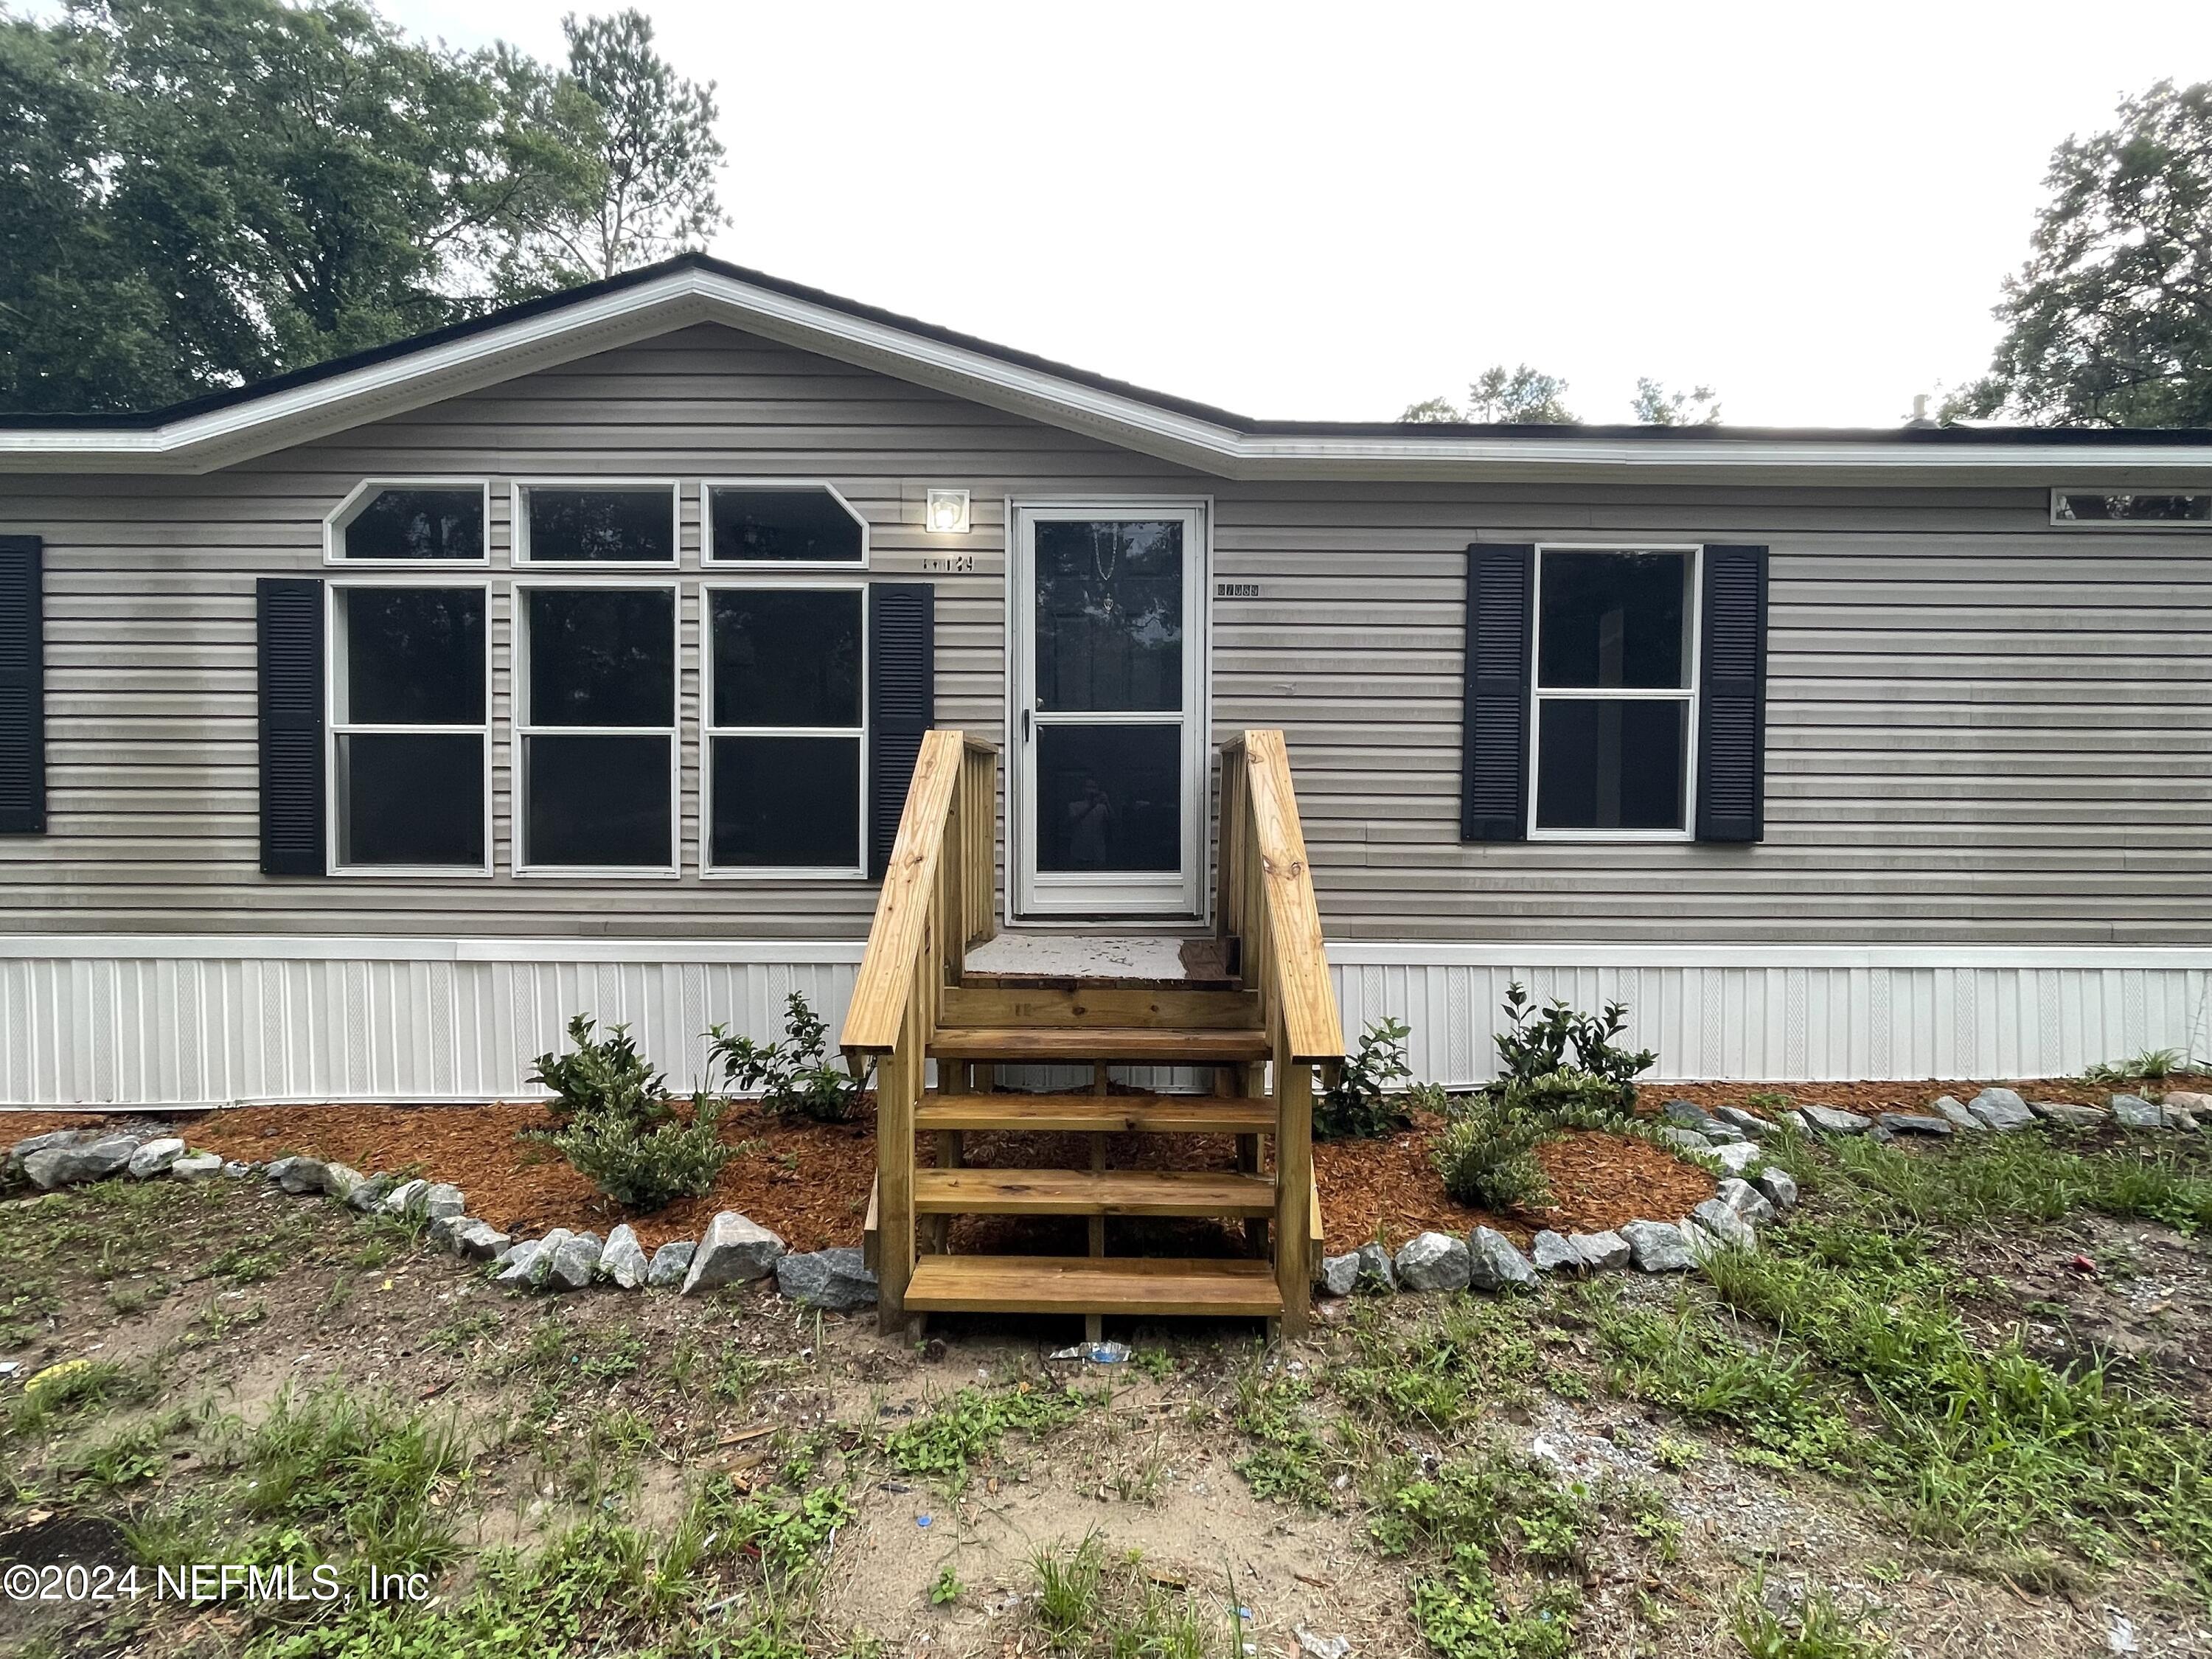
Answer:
[
  {"xmin": 1708, "ymin": 1141, "xmax": 1763, "ymax": 1177},
  {"xmin": 421, "ymin": 1183, "xmax": 466, "ymax": 1220},
  {"xmin": 24, "ymin": 1134, "xmax": 140, "ymax": 1189},
  {"xmin": 453, "ymin": 1221, "xmax": 512, "ymax": 1262},
  {"xmin": 1715, "ymin": 1177, "xmax": 1776, "ymax": 1225},
  {"xmin": 2030, "ymin": 1101, "xmax": 2107, "ymax": 1127},
  {"xmin": 1712, "ymin": 1107, "xmax": 1775, "ymax": 1141},
  {"xmin": 1782, "ymin": 1110, "xmax": 1811, "ymax": 1133},
  {"xmin": 7, "ymin": 1129, "xmax": 91, "ymax": 1178},
  {"xmin": 1800, "ymin": 1104, "xmax": 1873, "ymax": 1135},
  {"xmin": 278, "ymin": 1157, "xmax": 331, "ymax": 1195},
  {"xmin": 1395, "ymin": 1230, "xmax": 1473, "ymax": 1291},
  {"xmin": 1658, "ymin": 1126, "xmax": 1714, "ymax": 1156},
  {"xmin": 221, "ymin": 1160, "xmax": 252, "ymax": 1179},
  {"xmin": 1929, "ymin": 1095, "xmax": 1980, "ymax": 1131},
  {"xmin": 1570, "ymin": 1230, "xmax": 1632, "ymax": 1270},
  {"xmin": 262, "ymin": 1155, "xmax": 303, "ymax": 1186},
  {"xmin": 1467, "ymin": 1225, "xmax": 1537, "ymax": 1293},
  {"xmin": 545, "ymin": 1231, "xmax": 601, "ymax": 1292},
  {"xmin": 169, "ymin": 1152, "xmax": 222, "ymax": 1180},
  {"xmin": 681, "ymin": 1212, "xmax": 786, "ymax": 1295},
  {"xmin": 599, "ymin": 1224, "xmax": 650, "ymax": 1290},
  {"xmin": 1317, "ymin": 1253, "xmax": 1360, "ymax": 1296},
  {"xmin": 647, "ymin": 1240, "xmax": 695, "ymax": 1289},
  {"xmin": 321, "ymin": 1164, "xmax": 366, "ymax": 1201},
  {"xmin": 1353, "ymin": 1241, "xmax": 1398, "ymax": 1293},
  {"xmin": 127, "ymin": 1137, "xmax": 186, "ymax": 1178},
  {"xmin": 344, "ymin": 1172, "xmax": 397, "ymax": 1212},
  {"xmin": 1621, "ymin": 1218, "xmax": 1696, "ymax": 1272},
  {"xmin": 1691, "ymin": 1198, "xmax": 1759, "ymax": 1252},
  {"xmin": 2109, "ymin": 1094, "xmax": 2166, "ymax": 1130},
  {"xmin": 1662, "ymin": 1099, "xmax": 1721, "ymax": 1131},
  {"xmin": 1878, "ymin": 1113, "xmax": 1954, "ymax": 1136},
  {"xmin": 1529, "ymin": 1230, "xmax": 1580, "ymax": 1273},
  {"xmin": 2161, "ymin": 1089, "xmax": 2212, "ymax": 1115},
  {"xmin": 1752, "ymin": 1166, "xmax": 1799, "ymax": 1211},
  {"xmin": 776, "ymin": 1246, "xmax": 878, "ymax": 1310},
  {"xmin": 1699, "ymin": 1124, "xmax": 1747, "ymax": 1145},
  {"xmin": 495, "ymin": 1238, "xmax": 547, "ymax": 1285},
  {"xmin": 1968, "ymin": 1088, "xmax": 2035, "ymax": 1132},
  {"xmin": 381, "ymin": 1178, "xmax": 429, "ymax": 1217},
  {"xmin": 426, "ymin": 1211, "xmax": 476, "ymax": 1251}
]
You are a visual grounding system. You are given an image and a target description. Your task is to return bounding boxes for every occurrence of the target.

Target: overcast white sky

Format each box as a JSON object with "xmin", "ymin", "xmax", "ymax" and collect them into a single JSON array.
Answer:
[{"xmin": 383, "ymin": 3, "xmax": 2211, "ymax": 424}]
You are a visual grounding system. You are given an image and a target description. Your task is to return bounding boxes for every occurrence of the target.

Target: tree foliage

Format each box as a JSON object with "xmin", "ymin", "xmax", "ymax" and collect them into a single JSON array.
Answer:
[
  {"xmin": 0, "ymin": 0, "xmax": 726, "ymax": 415},
  {"xmin": 1400, "ymin": 363, "xmax": 1579, "ymax": 424},
  {"xmin": 1630, "ymin": 377, "xmax": 1721, "ymax": 425},
  {"xmin": 1953, "ymin": 80, "xmax": 2212, "ymax": 427}
]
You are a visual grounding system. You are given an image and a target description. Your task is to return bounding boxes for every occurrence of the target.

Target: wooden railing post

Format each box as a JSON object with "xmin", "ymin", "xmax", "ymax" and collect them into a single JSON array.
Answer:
[
  {"xmin": 1273, "ymin": 1033, "xmax": 1313, "ymax": 1338},
  {"xmin": 876, "ymin": 975, "xmax": 919, "ymax": 1331}
]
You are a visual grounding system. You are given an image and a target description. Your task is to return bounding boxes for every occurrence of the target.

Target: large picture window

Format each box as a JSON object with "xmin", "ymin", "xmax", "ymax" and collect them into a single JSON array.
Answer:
[
  {"xmin": 704, "ymin": 585, "xmax": 864, "ymax": 872},
  {"xmin": 330, "ymin": 584, "xmax": 488, "ymax": 869},
  {"xmin": 514, "ymin": 482, "xmax": 678, "ymax": 565},
  {"xmin": 1531, "ymin": 546, "xmax": 1697, "ymax": 836},
  {"xmin": 517, "ymin": 584, "xmax": 678, "ymax": 872}
]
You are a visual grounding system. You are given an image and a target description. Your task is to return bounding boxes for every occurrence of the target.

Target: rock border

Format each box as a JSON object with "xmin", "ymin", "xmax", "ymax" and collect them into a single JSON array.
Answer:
[{"xmin": 1, "ymin": 1124, "xmax": 877, "ymax": 1312}]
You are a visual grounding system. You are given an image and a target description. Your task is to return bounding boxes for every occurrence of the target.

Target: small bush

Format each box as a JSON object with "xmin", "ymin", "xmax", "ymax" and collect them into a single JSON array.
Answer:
[
  {"xmin": 1492, "ymin": 982, "xmax": 1655, "ymax": 1105},
  {"xmin": 529, "ymin": 1015, "xmax": 666, "ymax": 1129},
  {"xmin": 524, "ymin": 1017, "xmax": 729, "ymax": 1211},
  {"xmin": 707, "ymin": 992, "xmax": 860, "ymax": 1123},
  {"xmin": 1433, "ymin": 1101, "xmax": 1552, "ymax": 1211},
  {"xmin": 1317, "ymin": 1017, "xmax": 1414, "ymax": 1140}
]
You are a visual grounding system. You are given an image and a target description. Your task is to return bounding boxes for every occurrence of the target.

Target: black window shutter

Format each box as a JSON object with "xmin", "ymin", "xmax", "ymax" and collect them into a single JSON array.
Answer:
[
  {"xmin": 1461, "ymin": 543, "xmax": 1534, "ymax": 841},
  {"xmin": 0, "ymin": 535, "xmax": 45, "ymax": 835},
  {"xmin": 1695, "ymin": 544, "xmax": 1769, "ymax": 843},
  {"xmin": 867, "ymin": 580, "xmax": 935, "ymax": 879},
  {"xmin": 257, "ymin": 577, "xmax": 327, "ymax": 875}
]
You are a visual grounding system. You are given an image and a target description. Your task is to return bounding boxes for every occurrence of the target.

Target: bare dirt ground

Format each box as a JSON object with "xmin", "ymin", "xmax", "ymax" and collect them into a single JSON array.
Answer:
[{"xmin": 1, "ymin": 1129, "xmax": 2210, "ymax": 1658}]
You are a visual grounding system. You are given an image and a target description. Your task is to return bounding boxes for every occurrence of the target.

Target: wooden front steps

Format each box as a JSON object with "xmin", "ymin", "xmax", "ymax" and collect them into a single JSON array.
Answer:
[
  {"xmin": 913, "ymin": 1166, "xmax": 1277, "ymax": 1218},
  {"xmin": 915, "ymin": 1091, "xmax": 1274, "ymax": 1135},
  {"xmin": 927, "ymin": 1026, "xmax": 1270, "ymax": 1065},
  {"xmin": 904, "ymin": 1254, "xmax": 1283, "ymax": 1318}
]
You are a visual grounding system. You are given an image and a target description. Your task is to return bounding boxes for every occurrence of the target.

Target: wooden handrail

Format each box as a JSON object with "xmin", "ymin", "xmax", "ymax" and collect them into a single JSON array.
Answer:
[
  {"xmin": 1220, "ymin": 730, "xmax": 1343, "ymax": 1065},
  {"xmin": 841, "ymin": 730, "xmax": 998, "ymax": 1057}
]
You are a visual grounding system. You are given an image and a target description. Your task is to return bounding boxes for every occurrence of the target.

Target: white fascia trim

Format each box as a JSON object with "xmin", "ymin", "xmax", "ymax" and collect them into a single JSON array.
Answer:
[
  {"xmin": 1327, "ymin": 942, "xmax": 2212, "ymax": 971},
  {"xmin": 10, "ymin": 266, "xmax": 2212, "ymax": 486},
  {"xmin": 0, "ymin": 935, "xmax": 868, "ymax": 965}
]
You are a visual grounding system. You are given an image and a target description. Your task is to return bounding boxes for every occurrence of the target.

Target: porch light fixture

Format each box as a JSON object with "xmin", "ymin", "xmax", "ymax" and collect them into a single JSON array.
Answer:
[{"xmin": 925, "ymin": 487, "xmax": 970, "ymax": 534}]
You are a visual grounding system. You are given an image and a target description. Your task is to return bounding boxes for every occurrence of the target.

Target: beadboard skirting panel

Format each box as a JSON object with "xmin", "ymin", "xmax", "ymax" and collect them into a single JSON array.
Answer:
[{"xmin": 4, "ymin": 937, "xmax": 2211, "ymax": 1105}]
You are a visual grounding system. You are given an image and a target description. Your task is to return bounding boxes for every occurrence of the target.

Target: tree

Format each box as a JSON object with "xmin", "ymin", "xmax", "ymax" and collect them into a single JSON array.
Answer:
[
  {"xmin": 1952, "ymin": 80, "xmax": 2212, "ymax": 427},
  {"xmin": 498, "ymin": 10, "xmax": 727, "ymax": 293},
  {"xmin": 1630, "ymin": 378, "xmax": 1721, "ymax": 425},
  {"xmin": 1399, "ymin": 363, "xmax": 1579, "ymax": 424}
]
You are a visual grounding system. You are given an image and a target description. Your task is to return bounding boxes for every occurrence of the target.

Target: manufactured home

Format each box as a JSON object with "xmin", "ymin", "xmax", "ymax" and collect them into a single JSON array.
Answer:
[{"xmin": 4, "ymin": 253, "xmax": 2212, "ymax": 1111}]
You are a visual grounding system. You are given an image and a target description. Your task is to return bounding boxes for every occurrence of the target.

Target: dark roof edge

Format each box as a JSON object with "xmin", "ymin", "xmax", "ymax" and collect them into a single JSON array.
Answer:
[{"xmin": 3, "ymin": 249, "xmax": 2211, "ymax": 447}]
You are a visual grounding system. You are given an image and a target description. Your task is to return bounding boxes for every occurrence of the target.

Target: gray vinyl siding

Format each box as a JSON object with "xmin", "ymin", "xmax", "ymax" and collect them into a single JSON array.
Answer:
[{"xmin": 2, "ymin": 321, "xmax": 2208, "ymax": 945}]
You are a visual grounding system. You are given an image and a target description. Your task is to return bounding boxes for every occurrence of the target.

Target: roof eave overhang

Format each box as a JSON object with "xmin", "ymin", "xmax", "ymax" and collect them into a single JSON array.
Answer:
[{"xmin": 6, "ymin": 265, "xmax": 2212, "ymax": 488}]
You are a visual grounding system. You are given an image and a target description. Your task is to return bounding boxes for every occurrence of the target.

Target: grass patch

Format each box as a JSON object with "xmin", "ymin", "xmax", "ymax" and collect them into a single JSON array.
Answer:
[
  {"xmin": 6, "ymin": 1357, "xmax": 156, "ymax": 1440},
  {"xmin": 884, "ymin": 1383, "xmax": 1083, "ymax": 1489},
  {"xmin": 1336, "ymin": 1298, "xmax": 1539, "ymax": 1430},
  {"xmin": 1026, "ymin": 1532, "xmax": 1226, "ymax": 1659},
  {"xmin": 1818, "ymin": 1131, "xmax": 2212, "ymax": 1234},
  {"xmin": 1731, "ymin": 1582, "xmax": 1891, "ymax": 1658},
  {"xmin": 1233, "ymin": 1368, "xmax": 1333, "ymax": 1506}
]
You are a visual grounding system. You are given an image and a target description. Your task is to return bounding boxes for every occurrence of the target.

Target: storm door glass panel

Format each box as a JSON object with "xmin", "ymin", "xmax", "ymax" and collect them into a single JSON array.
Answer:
[
  {"xmin": 1534, "ymin": 699, "xmax": 1688, "ymax": 831},
  {"xmin": 1034, "ymin": 725, "xmax": 1181, "ymax": 872},
  {"xmin": 1032, "ymin": 520, "xmax": 1183, "ymax": 712}
]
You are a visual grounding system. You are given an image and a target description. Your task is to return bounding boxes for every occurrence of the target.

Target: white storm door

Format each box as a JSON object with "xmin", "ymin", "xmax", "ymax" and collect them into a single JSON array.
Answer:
[{"xmin": 1011, "ymin": 504, "xmax": 1207, "ymax": 919}]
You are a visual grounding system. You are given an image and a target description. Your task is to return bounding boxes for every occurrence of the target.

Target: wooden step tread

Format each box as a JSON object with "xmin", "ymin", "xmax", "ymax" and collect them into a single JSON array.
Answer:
[
  {"xmin": 917, "ymin": 1092, "xmax": 1274, "ymax": 1135},
  {"xmin": 904, "ymin": 1254, "xmax": 1282, "ymax": 1318},
  {"xmin": 912, "ymin": 1166, "xmax": 1277, "ymax": 1217},
  {"xmin": 928, "ymin": 1026, "xmax": 1270, "ymax": 1063}
]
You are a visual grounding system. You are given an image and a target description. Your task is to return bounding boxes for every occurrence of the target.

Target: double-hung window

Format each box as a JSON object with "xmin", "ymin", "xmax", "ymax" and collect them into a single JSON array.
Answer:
[
  {"xmin": 704, "ymin": 585, "xmax": 865, "ymax": 873},
  {"xmin": 328, "ymin": 582, "xmax": 490, "ymax": 871},
  {"xmin": 1531, "ymin": 546, "xmax": 1697, "ymax": 837}
]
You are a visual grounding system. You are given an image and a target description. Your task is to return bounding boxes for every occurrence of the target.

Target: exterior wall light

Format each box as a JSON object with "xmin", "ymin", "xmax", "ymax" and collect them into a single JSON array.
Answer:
[{"xmin": 925, "ymin": 488, "xmax": 970, "ymax": 535}]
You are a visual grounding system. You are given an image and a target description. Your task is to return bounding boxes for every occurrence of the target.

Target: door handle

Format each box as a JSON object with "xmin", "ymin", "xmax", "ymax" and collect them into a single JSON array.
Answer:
[{"xmin": 1021, "ymin": 709, "xmax": 1032, "ymax": 742}]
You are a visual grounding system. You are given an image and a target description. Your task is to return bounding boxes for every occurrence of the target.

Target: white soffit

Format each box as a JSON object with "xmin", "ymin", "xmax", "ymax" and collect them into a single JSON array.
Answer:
[{"xmin": 6, "ymin": 265, "xmax": 2212, "ymax": 487}]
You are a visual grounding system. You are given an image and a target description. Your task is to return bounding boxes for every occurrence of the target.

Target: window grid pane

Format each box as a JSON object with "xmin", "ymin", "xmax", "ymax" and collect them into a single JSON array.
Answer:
[
  {"xmin": 332, "ymin": 585, "xmax": 488, "ymax": 869},
  {"xmin": 523, "ymin": 486, "xmax": 677, "ymax": 563},
  {"xmin": 708, "ymin": 486, "xmax": 865, "ymax": 563},
  {"xmin": 705, "ymin": 585, "xmax": 865, "ymax": 870}
]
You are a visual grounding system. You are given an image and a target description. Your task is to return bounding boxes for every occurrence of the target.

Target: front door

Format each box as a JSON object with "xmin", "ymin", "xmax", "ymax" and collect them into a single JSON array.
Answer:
[{"xmin": 1011, "ymin": 504, "xmax": 1207, "ymax": 919}]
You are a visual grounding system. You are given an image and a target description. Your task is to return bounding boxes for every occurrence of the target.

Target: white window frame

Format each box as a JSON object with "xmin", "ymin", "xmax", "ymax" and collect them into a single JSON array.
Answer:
[
  {"xmin": 700, "ymin": 480, "xmax": 870, "ymax": 568},
  {"xmin": 511, "ymin": 576, "xmax": 682, "ymax": 878},
  {"xmin": 323, "ymin": 479, "xmax": 491, "ymax": 567},
  {"xmin": 1527, "ymin": 542, "xmax": 1702, "ymax": 844},
  {"xmin": 510, "ymin": 478, "xmax": 682, "ymax": 568},
  {"xmin": 324, "ymin": 577, "xmax": 494, "ymax": 877},
  {"xmin": 2048, "ymin": 487, "xmax": 2212, "ymax": 529},
  {"xmin": 699, "ymin": 577, "xmax": 869, "ymax": 880}
]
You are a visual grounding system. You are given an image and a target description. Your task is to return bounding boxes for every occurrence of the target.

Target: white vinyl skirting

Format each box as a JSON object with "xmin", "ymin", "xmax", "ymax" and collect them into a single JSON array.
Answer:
[{"xmin": 2, "ymin": 936, "xmax": 2210, "ymax": 1107}]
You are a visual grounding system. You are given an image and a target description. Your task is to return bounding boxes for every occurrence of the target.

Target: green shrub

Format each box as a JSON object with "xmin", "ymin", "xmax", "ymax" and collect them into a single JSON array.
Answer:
[
  {"xmin": 534, "ymin": 1096, "xmax": 731, "ymax": 1211},
  {"xmin": 1492, "ymin": 982, "xmax": 1655, "ymax": 1106},
  {"xmin": 529, "ymin": 1015, "xmax": 666, "ymax": 1129},
  {"xmin": 1433, "ymin": 1101, "xmax": 1551, "ymax": 1211},
  {"xmin": 707, "ymin": 992, "xmax": 860, "ymax": 1123},
  {"xmin": 1317, "ymin": 1017, "xmax": 1414, "ymax": 1140}
]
